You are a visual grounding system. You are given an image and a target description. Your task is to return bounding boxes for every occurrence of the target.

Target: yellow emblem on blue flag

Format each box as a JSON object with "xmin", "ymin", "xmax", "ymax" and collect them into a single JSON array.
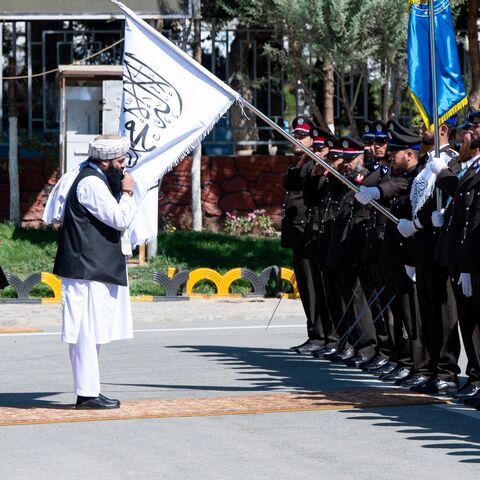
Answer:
[{"xmin": 407, "ymin": 0, "xmax": 468, "ymax": 129}]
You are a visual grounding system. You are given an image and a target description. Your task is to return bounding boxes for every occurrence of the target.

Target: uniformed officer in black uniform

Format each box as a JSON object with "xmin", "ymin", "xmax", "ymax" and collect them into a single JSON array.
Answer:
[
  {"xmin": 431, "ymin": 112, "xmax": 480, "ymax": 404},
  {"xmin": 361, "ymin": 120, "xmax": 376, "ymax": 171},
  {"xmin": 356, "ymin": 124, "xmax": 426, "ymax": 385},
  {"xmin": 326, "ymin": 137, "xmax": 378, "ymax": 364},
  {"xmin": 352, "ymin": 121, "xmax": 397, "ymax": 371},
  {"xmin": 455, "ymin": 114, "xmax": 480, "ymax": 409},
  {"xmin": 397, "ymin": 118, "xmax": 461, "ymax": 394},
  {"xmin": 302, "ymin": 127, "xmax": 341, "ymax": 355},
  {"xmin": 283, "ymin": 116, "xmax": 324, "ymax": 355},
  {"xmin": 312, "ymin": 137, "xmax": 348, "ymax": 359}
]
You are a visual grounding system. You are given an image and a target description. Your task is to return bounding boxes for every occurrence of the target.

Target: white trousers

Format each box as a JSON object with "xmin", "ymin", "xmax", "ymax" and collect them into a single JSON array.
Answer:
[{"xmin": 68, "ymin": 318, "xmax": 102, "ymax": 397}]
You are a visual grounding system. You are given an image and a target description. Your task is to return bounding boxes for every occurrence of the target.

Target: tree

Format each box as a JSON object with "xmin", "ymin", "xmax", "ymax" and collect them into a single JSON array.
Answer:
[
  {"xmin": 213, "ymin": 0, "xmax": 402, "ymax": 134},
  {"xmin": 207, "ymin": 0, "xmax": 468, "ymax": 134},
  {"xmin": 467, "ymin": 0, "xmax": 480, "ymax": 109},
  {"xmin": 354, "ymin": 0, "xmax": 408, "ymax": 120}
]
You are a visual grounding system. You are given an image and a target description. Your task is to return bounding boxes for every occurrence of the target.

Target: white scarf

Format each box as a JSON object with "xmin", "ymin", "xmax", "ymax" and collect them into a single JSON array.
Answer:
[
  {"xmin": 42, "ymin": 161, "xmax": 88, "ymax": 224},
  {"xmin": 410, "ymin": 150, "xmax": 452, "ymax": 217}
]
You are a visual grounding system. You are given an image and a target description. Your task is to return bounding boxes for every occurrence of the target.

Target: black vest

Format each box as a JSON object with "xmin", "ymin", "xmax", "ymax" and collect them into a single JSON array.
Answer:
[{"xmin": 53, "ymin": 167, "xmax": 127, "ymax": 286}]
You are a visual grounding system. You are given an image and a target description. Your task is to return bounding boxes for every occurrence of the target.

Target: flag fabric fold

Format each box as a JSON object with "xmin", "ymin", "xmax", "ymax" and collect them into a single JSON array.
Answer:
[
  {"xmin": 111, "ymin": 0, "xmax": 241, "ymax": 245},
  {"xmin": 407, "ymin": 0, "xmax": 468, "ymax": 129}
]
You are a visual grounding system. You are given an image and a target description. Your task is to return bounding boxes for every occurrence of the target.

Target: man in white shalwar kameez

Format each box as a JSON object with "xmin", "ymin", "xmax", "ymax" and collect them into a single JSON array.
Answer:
[{"xmin": 53, "ymin": 135, "xmax": 136, "ymax": 409}]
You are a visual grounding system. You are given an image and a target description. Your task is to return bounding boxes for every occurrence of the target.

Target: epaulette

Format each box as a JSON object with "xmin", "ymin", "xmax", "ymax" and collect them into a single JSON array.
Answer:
[{"xmin": 443, "ymin": 147, "xmax": 458, "ymax": 159}]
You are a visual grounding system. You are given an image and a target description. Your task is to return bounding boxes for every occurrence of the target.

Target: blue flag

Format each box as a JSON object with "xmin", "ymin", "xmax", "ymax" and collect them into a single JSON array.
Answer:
[{"xmin": 407, "ymin": 0, "xmax": 468, "ymax": 129}]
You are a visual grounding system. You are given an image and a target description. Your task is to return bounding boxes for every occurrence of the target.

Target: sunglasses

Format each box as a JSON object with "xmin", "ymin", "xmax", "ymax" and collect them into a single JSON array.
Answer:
[{"xmin": 293, "ymin": 132, "xmax": 310, "ymax": 139}]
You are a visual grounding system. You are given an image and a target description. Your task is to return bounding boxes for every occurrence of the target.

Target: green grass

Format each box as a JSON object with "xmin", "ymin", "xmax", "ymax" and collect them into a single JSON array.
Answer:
[
  {"xmin": 156, "ymin": 231, "xmax": 292, "ymax": 271},
  {"xmin": 0, "ymin": 222, "xmax": 59, "ymax": 276},
  {"xmin": 0, "ymin": 223, "xmax": 293, "ymax": 297}
]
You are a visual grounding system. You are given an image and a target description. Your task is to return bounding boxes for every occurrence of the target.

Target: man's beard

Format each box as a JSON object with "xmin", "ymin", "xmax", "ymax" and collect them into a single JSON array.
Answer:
[
  {"xmin": 341, "ymin": 162, "xmax": 361, "ymax": 178},
  {"xmin": 422, "ymin": 135, "xmax": 434, "ymax": 146},
  {"xmin": 392, "ymin": 159, "xmax": 407, "ymax": 176},
  {"xmin": 106, "ymin": 164, "xmax": 123, "ymax": 196},
  {"xmin": 458, "ymin": 143, "xmax": 472, "ymax": 162}
]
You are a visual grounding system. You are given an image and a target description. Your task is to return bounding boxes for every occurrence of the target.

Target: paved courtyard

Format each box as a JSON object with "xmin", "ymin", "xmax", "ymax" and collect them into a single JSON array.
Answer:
[{"xmin": 0, "ymin": 298, "xmax": 479, "ymax": 479}]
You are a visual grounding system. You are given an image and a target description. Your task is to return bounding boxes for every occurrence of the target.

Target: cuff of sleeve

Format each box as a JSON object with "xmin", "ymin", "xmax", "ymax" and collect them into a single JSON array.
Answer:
[{"xmin": 120, "ymin": 192, "xmax": 135, "ymax": 206}]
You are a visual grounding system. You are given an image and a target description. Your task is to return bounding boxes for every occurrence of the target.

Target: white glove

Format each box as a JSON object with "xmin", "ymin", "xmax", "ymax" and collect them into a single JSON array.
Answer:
[
  {"xmin": 397, "ymin": 219, "xmax": 417, "ymax": 238},
  {"xmin": 431, "ymin": 209, "xmax": 445, "ymax": 228},
  {"xmin": 458, "ymin": 273, "xmax": 473, "ymax": 297},
  {"xmin": 429, "ymin": 155, "xmax": 448, "ymax": 175},
  {"xmin": 355, "ymin": 186, "xmax": 380, "ymax": 205},
  {"xmin": 405, "ymin": 265, "xmax": 416, "ymax": 282}
]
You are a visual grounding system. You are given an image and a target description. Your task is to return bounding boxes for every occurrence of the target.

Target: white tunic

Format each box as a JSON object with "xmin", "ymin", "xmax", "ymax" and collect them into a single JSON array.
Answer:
[{"xmin": 61, "ymin": 167, "xmax": 136, "ymax": 345}]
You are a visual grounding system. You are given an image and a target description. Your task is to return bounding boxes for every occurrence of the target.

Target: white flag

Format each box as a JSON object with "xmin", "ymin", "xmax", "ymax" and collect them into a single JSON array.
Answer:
[{"xmin": 112, "ymin": 0, "xmax": 241, "ymax": 245}]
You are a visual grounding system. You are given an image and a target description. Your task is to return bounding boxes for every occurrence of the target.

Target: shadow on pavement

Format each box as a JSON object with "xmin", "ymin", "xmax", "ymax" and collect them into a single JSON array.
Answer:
[
  {"xmin": 0, "ymin": 392, "xmax": 70, "ymax": 408},
  {"xmin": 110, "ymin": 344, "xmax": 480, "ymax": 464},
  {"xmin": 195, "ymin": 345, "xmax": 403, "ymax": 393},
  {"xmin": 111, "ymin": 345, "xmax": 386, "ymax": 393},
  {"xmin": 343, "ymin": 406, "xmax": 480, "ymax": 464}
]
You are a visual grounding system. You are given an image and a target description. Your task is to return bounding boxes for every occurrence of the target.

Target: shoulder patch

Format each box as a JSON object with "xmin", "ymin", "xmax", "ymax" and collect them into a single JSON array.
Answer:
[{"xmin": 355, "ymin": 173, "xmax": 366, "ymax": 184}]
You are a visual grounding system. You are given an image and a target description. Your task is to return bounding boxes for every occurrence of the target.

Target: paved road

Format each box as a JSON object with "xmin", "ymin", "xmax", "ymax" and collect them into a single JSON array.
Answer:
[{"xmin": 0, "ymin": 299, "xmax": 479, "ymax": 479}]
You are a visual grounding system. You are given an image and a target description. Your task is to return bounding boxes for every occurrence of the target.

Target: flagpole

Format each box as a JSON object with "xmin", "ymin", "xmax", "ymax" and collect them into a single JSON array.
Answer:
[
  {"xmin": 242, "ymin": 100, "xmax": 399, "ymax": 225},
  {"xmin": 429, "ymin": 0, "xmax": 442, "ymax": 210}
]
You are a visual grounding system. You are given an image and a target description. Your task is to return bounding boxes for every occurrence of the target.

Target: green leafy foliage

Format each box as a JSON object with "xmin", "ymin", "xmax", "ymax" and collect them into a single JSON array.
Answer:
[{"xmin": 0, "ymin": 223, "xmax": 293, "ymax": 297}]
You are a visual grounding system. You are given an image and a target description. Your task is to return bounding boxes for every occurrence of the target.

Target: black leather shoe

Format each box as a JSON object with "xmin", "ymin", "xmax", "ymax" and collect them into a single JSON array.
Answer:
[
  {"xmin": 380, "ymin": 367, "xmax": 411, "ymax": 383},
  {"xmin": 76, "ymin": 395, "xmax": 121, "ymax": 409},
  {"xmin": 451, "ymin": 383, "xmax": 480, "ymax": 400},
  {"xmin": 463, "ymin": 399, "xmax": 480, "ymax": 410},
  {"xmin": 462, "ymin": 394, "xmax": 480, "ymax": 407},
  {"xmin": 397, "ymin": 374, "xmax": 429, "ymax": 388},
  {"xmin": 410, "ymin": 377, "xmax": 459, "ymax": 394},
  {"xmin": 290, "ymin": 340, "xmax": 311, "ymax": 353},
  {"xmin": 461, "ymin": 389, "xmax": 480, "ymax": 405},
  {"xmin": 362, "ymin": 356, "xmax": 389, "ymax": 372},
  {"xmin": 436, "ymin": 378, "xmax": 460, "ymax": 394},
  {"xmin": 98, "ymin": 393, "xmax": 121, "ymax": 407},
  {"xmin": 312, "ymin": 345, "xmax": 338, "ymax": 358},
  {"xmin": 370, "ymin": 362, "xmax": 397, "ymax": 376},
  {"xmin": 322, "ymin": 345, "xmax": 343, "ymax": 359},
  {"xmin": 290, "ymin": 340, "xmax": 325, "ymax": 355},
  {"xmin": 329, "ymin": 347, "xmax": 354, "ymax": 363},
  {"xmin": 345, "ymin": 354, "xmax": 372, "ymax": 368}
]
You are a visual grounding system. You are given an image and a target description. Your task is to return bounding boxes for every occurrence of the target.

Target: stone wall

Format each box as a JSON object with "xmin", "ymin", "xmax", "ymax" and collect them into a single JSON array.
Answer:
[
  {"xmin": 160, "ymin": 155, "xmax": 292, "ymax": 231},
  {"xmin": 0, "ymin": 155, "xmax": 293, "ymax": 230},
  {"xmin": 0, "ymin": 156, "xmax": 58, "ymax": 228}
]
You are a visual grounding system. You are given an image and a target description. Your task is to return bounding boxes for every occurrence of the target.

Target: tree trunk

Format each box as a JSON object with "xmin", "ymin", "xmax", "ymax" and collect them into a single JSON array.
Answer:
[
  {"xmin": 467, "ymin": 0, "xmax": 480, "ymax": 110},
  {"xmin": 7, "ymin": 56, "xmax": 20, "ymax": 225},
  {"xmin": 388, "ymin": 63, "xmax": 402, "ymax": 119},
  {"xmin": 382, "ymin": 63, "xmax": 391, "ymax": 121},
  {"xmin": 191, "ymin": 2, "xmax": 202, "ymax": 231},
  {"xmin": 323, "ymin": 61, "xmax": 335, "ymax": 133},
  {"xmin": 337, "ymin": 69, "xmax": 362, "ymax": 138},
  {"xmin": 287, "ymin": 26, "xmax": 327, "ymax": 127},
  {"xmin": 300, "ymin": 79, "xmax": 326, "ymax": 127},
  {"xmin": 229, "ymin": 31, "xmax": 259, "ymax": 153}
]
